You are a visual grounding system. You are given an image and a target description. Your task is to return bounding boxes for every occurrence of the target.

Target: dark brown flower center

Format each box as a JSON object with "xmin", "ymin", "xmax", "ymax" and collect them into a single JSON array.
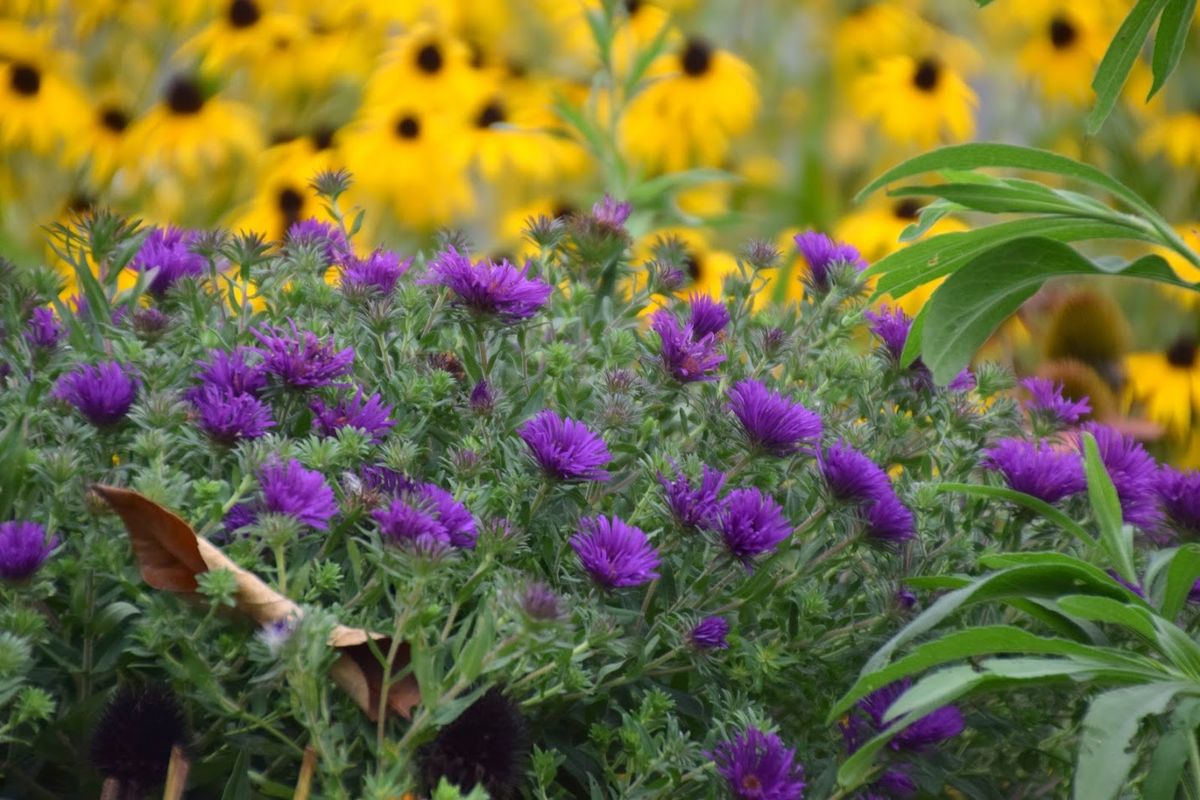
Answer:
[
  {"xmin": 1167, "ymin": 337, "xmax": 1198, "ymax": 368},
  {"xmin": 683, "ymin": 253, "xmax": 702, "ymax": 282},
  {"xmin": 912, "ymin": 58, "xmax": 941, "ymax": 92},
  {"xmin": 277, "ymin": 186, "xmax": 303, "ymax": 227},
  {"xmin": 552, "ymin": 201, "xmax": 577, "ymax": 219},
  {"xmin": 625, "ymin": 0, "xmax": 642, "ymax": 12},
  {"xmin": 893, "ymin": 198, "xmax": 923, "ymax": 220},
  {"xmin": 67, "ymin": 193, "xmax": 95, "ymax": 213},
  {"xmin": 311, "ymin": 127, "xmax": 335, "ymax": 150},
  {"xmin": 228, "ymin": 0, "xmax": 260, "ymax": 28},
  {"xmin": 10, "ymin": 62, "xmax": 41, "ymax": 97},
  {"xmin": 415, "ymin": 42, "xmax": 443, "ymax": 74},
  {"xmin": 475, "ymin": 100, "xmax": 506, "ymax": 128},
  {"xmin": 98, "ymin": 106, "xmax": 129, "ymax": 133},
  {"xmin": 742, "ymin": 775, "xmax": 763, "ymax": 791},
  {"xmin": 1049, "ymin": 16, "xmax": 1077, "ymax": 50},
  {"xmin": 165, "ymin": 77, "xmax": 204, "ymax": 114},
  {"xmin": 681, "ymin": 38, "xmax": 713, "ymax": 77},
  {"xmin": 394, "ymin": 114, "xmax": 420, "ymax": 140}
]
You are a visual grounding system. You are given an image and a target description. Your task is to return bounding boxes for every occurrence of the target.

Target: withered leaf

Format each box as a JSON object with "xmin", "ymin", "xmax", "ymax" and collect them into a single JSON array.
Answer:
[{"xmin": 93, "ymin": 484, "xmax": 420, "ymax": 720}]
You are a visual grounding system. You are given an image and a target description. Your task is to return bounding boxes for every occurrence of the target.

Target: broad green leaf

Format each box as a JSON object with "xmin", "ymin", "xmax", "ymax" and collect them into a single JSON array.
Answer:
[
  {"xmin": 1151, "ymin": 617, "xmax": 1200, "ymax": 679},
  {"xmin": 862, "ymin": 561, "xmax": 1137, "ymax": 674},
  {"xmin": 1160, "ymin": 544, "xmax": 1200, "ymax": 620},
  {"xmin": 829, "ymin": 625, "xmax": 1165, "ymax": 721},
  {"xmin": 1143, "ymin": 697, "xmax": 1200, "ymax": 800},
  {"xmin": 856, "ymin": 143, "xmax": 1155, "ymax": 215},
  {"xmin": 1087, "ymin": 0, "xmax": 1169, "ymax": 134},
  {"xmin": 898, "ymin": 200, "xmax": 955, "ymax": 243},
  {"xmin": 220, "ymin": 751, "xmax": 252, "ymax": 800},
  {"xmin": 921, "ymin": 237, "xmax": 1181, "ymax": 384},
  {"xmin": 1075, "ymin": 682, "xmax": 1191, "ymax": 800},
  {"xmin": 1149, "ymin": 0, "xmax": 1197, "ymax": 99},
  {"xmin": 938, "ymin": 483, "xmax": 1092, "ymax": 546},
  {"xmin": 866, "ymin": 218, "xmax": 1155, "ymax": 301},
  {"xmin": 1056, "ymin": 595, "xmax": 1158, "ymax": 641},
  {"xmin": 1082, "ymin": 432, "xmax": 1136, "ymax": 582}
]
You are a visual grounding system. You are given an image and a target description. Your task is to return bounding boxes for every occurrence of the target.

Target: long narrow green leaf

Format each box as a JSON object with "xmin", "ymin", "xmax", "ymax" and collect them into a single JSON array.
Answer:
[
  {"xmin": 888, "ymin": 182, "xmax": 1093, "ymax": 216},
  {"xmin": 1075, "ymin": 682, "xmax": 1191, "ymax": 800},
  {"xmin": 937, "ymin": 483, "xmax": 1092, "ymax": 545},
  {"xmin": 1082, "ymin": 432, "xmax": 1137, "ymax": 582},
  {"xmin": 1087, "ymin": 0, "xmax": 1169, "ymax": 133},
  {"xmin": 1055, "ymin": 595, "xmax": 1158, "ymax": 642},
  {"xmin": 856, "ymin": 143, "xmax": 1155, "ymax": 214},
  {"xmin": 1159, "ymin": 544, "xmax": 1200, "ymax": 620},
  {"xmin": 1149, "ymin": 0, "xmax": 1198, "ymax": 98},
  {"xmin": 1143, "ymin": 698, "xmax": 1200, "ymax": 800},
  {"xmin": 921, "ymin": 237, "xmax": 1180, "ymax": 384}
]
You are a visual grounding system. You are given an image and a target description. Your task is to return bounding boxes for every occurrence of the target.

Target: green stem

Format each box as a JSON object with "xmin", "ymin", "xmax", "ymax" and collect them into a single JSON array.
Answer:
[
  {"xmin": 1189, "ymin": 730, "xmax": 1200, "ymax": 800},
  {"xmin": 274, "ymin": 543, "xmax": 288, "ymax": 597}
]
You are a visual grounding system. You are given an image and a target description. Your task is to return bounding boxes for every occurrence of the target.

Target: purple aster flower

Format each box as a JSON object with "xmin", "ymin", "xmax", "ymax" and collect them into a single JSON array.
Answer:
[
  {"xmin": 285, "ymin": 218, "xmax": 351, "ymax": 264},
  {"xmin": 193, "ymin": 347, "xmax": 267, "ymax": 397},
  {"xmin": 258, "ymin": 460, "xmax": 338, "ymax": 530},
  {"xmin": 687, "ymin": 294, "xmax": 730, "ymax": 340},
  {"xmin": 341, "ymin": 249, "xmax": 411, "ymax": 295},
  {"xmin": 947, "ymin": 369, "xmax": 976, "ymax": 393},
  {"xmin": 358, "ymin": 465, "xmax": 415, "ymax": 498},
  {"xmin": 727, "ymin": 379, "xmax": 822, "ymax": 457},
  {"xmin": 1157, "ymin": 466, "xmax": 1200, "ymax": 538},
  {"xmin": 191, "ymin": 386, "xmax": 274, "ymax": 444},
  {"xmin": 222, "ymin": 503, "xmax": 259, "ymax": 537},
  {"xmin": 981, "ymin": 438, "xmax": 1086, "ymax": 504},
  {"xmin": 570, "ymin": 515, "xmax": 661, "ymax": 589},
  {"xmin": 1079, "ymin": 423, "xmax": 1163, "ymax": 530},
  {"xmin": 52, "ymin": 361, "xmax": 139, "ymax": 426},
  {"xmin": 690, "ymin": 615, "xmax": 730, "ymax": 650},
  {"xmin": 591, "ymin": 195, "xmax": 631, "ymax": 228},
  {"xmin": 658, "ymin": 462, "xmax": 726, "ymax": 530},
  {"xmin": 1022, "ymin": 377, "xmax": 1091, "ymax": 426},
  {"xmin": 252, "ymin": 321, "xmax": 354, "ymax": 390},
  {"xmin": 310, "ymin": 388, "xmax": 395, "ymax": 442},
  {"xmin": 469, "ymin": 380, "xmax": 495, "ymax": 414},
  {"xmin": 133, "ymin": 308, "xmax": 170, "ymax": 338},
  {"xmin": 713, "ymin": 487, "xmax": 793, "ymax": 565},
  {"xmin": 423, "ymin": 247, "xmax": 552, "ymax": 320},
  {"xmin": 130, "ymin": 226, "xmax": 206, "ymax": 296},
  {"xmin": 518, "ymin": 409, "xmax": 612, "ymax": 481},
  {"xmin": 650, "ymin": 309, "xmax": 725, "ymax": 383},
  {"xmin": 855, "ymin": 679, "xmax": 965, "ymax": 753},
  {"xmin": 520, "ymin": 582, "xmax": 562, "ymax": 621},
  {"xmin": 25, "ymin": 307, "xmax": 64, "ymax": 350},
  {"xmin": 895, "ymin": 587, "xmax": 918, "ymax": 611},
  {"xmin": 819, "ymin": 441, "xmax": 892, "ymax": 503},
  {"xmin": 0, "ymin": 521, "xmax": 57, "ymax": 582},
  {"xmin": 794, "ymin": 230, "xmax": 867, "ymax": 290},
  {"xmin": 865, "ymin": 305, "xmax": 912, "ymax": 363},
  {"xmin": 708, "ymin": 727, "xmax": 806, "ymax": 800},
  {"xmin": 372, "ymin": 483, "xmax": 476, "ymax": 550},
  {"xmin": 862, "ymin": 494, "xmax": 916, "ymax": 547},
  {"xmin": 867, "ymin": 768, "xmax": 918, "ymax": 799}
]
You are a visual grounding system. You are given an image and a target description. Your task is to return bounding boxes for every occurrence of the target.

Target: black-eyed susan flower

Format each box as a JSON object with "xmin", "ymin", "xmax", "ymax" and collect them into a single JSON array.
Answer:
[
  {"xmin": 1125, "ymin": 336, "xmax": 1200, "ymax": 440},
  {"xmin": 230, "ymin": 134, "xmax": 343, "ymax": 244},
  {"xmin": 66, "ymin": 96, "xmax": 136, "ymax": 181},
  {"xmin": 125, "ymin": 74, "xmax": 261, "ymax": 181},
  {"xmin": 619, "ymin": 36, "xmax": 759, "ymax": 173},
  {"xmin": 0, "ymin": 22, "xmax": 86, "ymax": 155},
  {"xmin": 342, "ymin": 106, "xmax": 473, "ymax": 230},
  {"xmin": 466, "ymin": 77, "xmax": 586, "ymax": 182},
  {"xmin": 1014, "ymin": 5, "xmax": 1110, "ymax": 106},
  {"xmin": 852, "ymin": 54, "xmax": 976, "ymax": 146},
  {"xmin": 365, "ymin": 24, "xmax": 478, "ymax": 116}
]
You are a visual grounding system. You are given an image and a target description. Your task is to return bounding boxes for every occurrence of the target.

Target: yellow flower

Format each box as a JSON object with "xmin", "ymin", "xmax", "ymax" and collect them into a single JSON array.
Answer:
[
  {"xmin": 124, "ymin": 75, "xmax": 262, "ymax": 181},
  {"xmin": 1015, "ymin": 6, "xmax": 1110, "ymax": 105},
  {"xmin": 620, "ymin": 37, "xmax": 758, "ymax": 173},
  {"xmin": 365, "ymin": 25, "xmax": 480, "ymax": 116},
  {"xmin": 631, "ymin": 227, "xmax": 738, "ymax": 306},
  {"xmin": 852, "ymin": 54, "xmax": 976, "ymax": 147},
  {"xmin": 1125, "ymin": 337, "xmax": 1200, "ymax": 439},
  {"xmin": 229, "ymin": 135, "xmax": 344, "ymax": 244},
  {"xmin": 466, "ymin": 76, "xmax": 588, "ymax": 182},
  {"xmin": 65, "ymin": 98, "xmax": 136, "ymax": 182},
  {"xmin": 1153, "ymin": 224, "xmax": 1200, "ymax": 310},
  {"xmin": 0, "ymin": 22, "xmax": 86, "ymax": 155},
  {"xmin": 833, "ymin": 2, "xmax": 930, "ymax": 76},
  {"xmin": 342, "ymin": 106, "xmax": 473, "ymax": 230},
  {"xmin": 1140, "ymin": 112, "xmax": 1200, "ymax": 170}
]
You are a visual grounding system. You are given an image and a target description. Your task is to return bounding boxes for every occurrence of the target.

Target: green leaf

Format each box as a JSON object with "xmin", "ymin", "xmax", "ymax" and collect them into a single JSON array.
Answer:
[
  {"xmin": 856, "ymin": 143, "xmax": 1155, "ymax": 215},
  {"xmin": 1143, "ymin": 697, "xmax": 1200, "ymax": 800},
  {"xmin": 1151, "ymin": 617, "xmax": 1200, "ymax": 679},
  {"xmin": 220, "ymin": 751, "xmax": 252, "ymax": 800},
  {"xmin": 921, "ymin": 237, "xmax": 1181, "ymax": 384},
  {"xmin": 1082, "ymin": 432, "xmax": 1137, "ymax": 581},
  {"xmin": 1075, "ymin": 682, "xmax": 1190, "ymax": 800},
  {"xmin": 888, "ymin": 180, "xmax": 1092, "ymax": 216},
  {"xmin": 861, "ymin": 560, "xmax": 1137, "ymax": 674},
  {"xmin": 937, "ymin": 483, "xmax": 1092, "ymax": 546},
  {"xmin": 1087, "ymin": 0, "xmax": 1169, "ymax": 134},
  {"xmin": 898, "ymin": 302, "xmax": 926, "ymax": 367},
  {"xmin": 828, "ymin": 625, "xmax": 1164, "ymax": 722},
  {"xmin": 1056, "ymin": 595, "xmax": 1159, "ymax": 642},
  {"xmin": 1159, "ymin": 544, "xmax": 1200, "ymax": 620},
  {"xmin": 1149, "ymin": 0, "xmax": 1197, "ymax": 99},
  {"xmin": 867, "ymin": 218, "xmax": 1156, "ymax": 301}
]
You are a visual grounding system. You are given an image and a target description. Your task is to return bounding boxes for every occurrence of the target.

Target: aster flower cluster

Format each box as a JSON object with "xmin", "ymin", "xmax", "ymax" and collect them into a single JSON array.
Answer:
[
  {"xmin": 130, "ymin": 226, "xmax": 206, "ymax": 296},
  {"xmin": 424, "ymin": 247, "xmax": 552, "ymax": 321},
  {"xmin": 650, "ymin": 295, "xmax": 729, "ymax": 383},
  {"xmin": 794, "ymin": 230, "xmax": 867, "ymax": 291},
  {"xmin": 820, "ymin": 441, "xmax": 915, "ymax": 546},
  {"xmin": 188, "ymin": 347, "xmax": 273, "ymax": 444}
]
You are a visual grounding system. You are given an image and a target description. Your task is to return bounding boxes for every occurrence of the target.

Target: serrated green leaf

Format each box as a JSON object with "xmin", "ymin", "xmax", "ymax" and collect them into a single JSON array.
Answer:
[
  {"xmin": 1087, "ymin": 0, "xmax": 1169, "ymax": 133},
  {"xmin": 921, "ymin": 237, "xmax": 1182, "ymax": 384},
  {"xmin": 1075, "ymin": 682, "xmax": 1190, "ymax": 800},
  {"xmin": 1148, "ymin": 0, "xmax": 1197, "ymax": 99}
]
